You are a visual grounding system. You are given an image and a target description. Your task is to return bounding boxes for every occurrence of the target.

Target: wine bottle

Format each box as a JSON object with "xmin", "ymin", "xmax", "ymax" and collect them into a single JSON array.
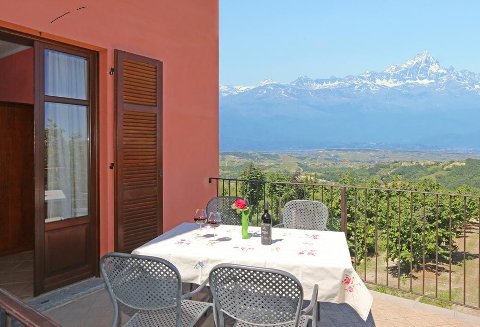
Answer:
[{"xmin": 261, "ymin": 203, "xmax": 272, "ymax": 245}]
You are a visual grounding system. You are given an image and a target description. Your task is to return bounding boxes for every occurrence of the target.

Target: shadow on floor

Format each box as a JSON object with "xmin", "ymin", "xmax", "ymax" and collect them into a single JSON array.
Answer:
[{"xmin": 42, "ymin": 288, "xmax": 376, "ymax": 327}]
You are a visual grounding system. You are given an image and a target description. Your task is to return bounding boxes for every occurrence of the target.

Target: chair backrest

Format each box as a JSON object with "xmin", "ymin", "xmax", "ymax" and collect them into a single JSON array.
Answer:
[
  {"xmin": 283, "ymin": 200, "xmax": 328, "ymax": 231},
  {"xmin": 206, "ymin": 196, "xmax": 247, "ymax": 225},
  {"xmin": 209, "ymin": 264, "xmax": 303, "ymax": 326},
  {"xmin": 100, "ymin": 253, "xmax": 182, "ymax": 311}
]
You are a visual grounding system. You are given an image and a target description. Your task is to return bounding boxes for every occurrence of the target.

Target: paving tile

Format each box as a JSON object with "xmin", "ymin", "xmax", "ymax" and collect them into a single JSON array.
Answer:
[
  {"xmin": 0, "ymin": 270, "xmax": 34, "ymax": 285},
  {"xmin": 0, "ymin": 263, "xmax": 16, "ymax": 274},
  {"xmin": 14, "ymin": 260, "xmax": 34, "ymax": 272},
  {"xmin": 199, "ymin": 314, "xmax": 215, "ymax": 327},
  {"xmin": 0, "ymin": 251, "xmax": 29, "ymax": 263},
  {"xmin": 37, "ymin": 287, "xmax": 480, "ymax": 327},
  {"xmin": 450, "ymin": 323, "xmax": 479, "ymax": 327},
  {"xmin": 372, "ymin": 319, "xmax": 392, "ymax": 326},
  {"xmin": 318, "ymin": 316, "xmax": 335, "ymax": 326},
  {"xmin": 13, "ymin": 282, "xmax": 33, "ymax": 300},
  {"xmin": 0, "ymin": 251, "xmax": 33, "ymax": 293},
  {"xmin": 0, "ymin": 281, "xmax": 31, "ymax": 299}
]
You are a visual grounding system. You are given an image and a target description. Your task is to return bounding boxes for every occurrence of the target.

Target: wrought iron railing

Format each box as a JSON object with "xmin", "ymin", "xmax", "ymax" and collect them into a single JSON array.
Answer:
[
  {"xmin": 0, "ymin": 288, "xmax": 60, "ymax": 326},
  {"xmin": 209, "ymin": 177, "xmax": 480, "ymax": 310}
]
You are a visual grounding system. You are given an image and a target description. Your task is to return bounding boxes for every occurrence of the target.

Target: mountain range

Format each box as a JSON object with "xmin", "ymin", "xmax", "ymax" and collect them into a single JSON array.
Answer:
[{"xmin": 220, "ymin": 51, "xmax": 480, "ymax": 152}]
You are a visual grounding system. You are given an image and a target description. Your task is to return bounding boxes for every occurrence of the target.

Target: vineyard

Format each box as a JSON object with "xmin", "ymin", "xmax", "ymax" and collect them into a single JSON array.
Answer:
[{"xmin": 211, "ymin": 163, "xmax": 480, "ymax": 309}]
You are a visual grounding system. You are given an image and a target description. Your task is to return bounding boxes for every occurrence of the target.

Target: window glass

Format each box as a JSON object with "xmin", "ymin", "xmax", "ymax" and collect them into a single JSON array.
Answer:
[
  {"xmin": 45, "ymin": 50, "xmax": 88, "ymax": 100},
  {"xmin": 44, "ymin": 102, "xmax": 88, "ymax": 222}
]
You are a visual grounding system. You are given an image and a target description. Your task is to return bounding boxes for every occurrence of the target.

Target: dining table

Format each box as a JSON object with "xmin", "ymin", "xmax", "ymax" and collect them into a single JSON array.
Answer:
[{"xmin": 132, "ymin": 222, "xmax": 373, "ymax": 321}]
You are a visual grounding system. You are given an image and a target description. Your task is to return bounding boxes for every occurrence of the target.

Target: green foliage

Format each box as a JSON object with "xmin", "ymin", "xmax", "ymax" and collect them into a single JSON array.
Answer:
[
  {"xmin": 239, "ymin": 163, "xmax": 266, "ymax": 215},
  {"xmin": 347, "ymin": 178, "xmax": 477, "ymax": 274},
  {"xmin": 220, "ymin": 160, "xmax": 480, "ymax": 278},
  {"xmin": 438, "ymin": 159, "xmax": 480, "ymax": 189},
  {"xmin": 264, "ymin": 171, "xmax": 315, "ymax": 224}
]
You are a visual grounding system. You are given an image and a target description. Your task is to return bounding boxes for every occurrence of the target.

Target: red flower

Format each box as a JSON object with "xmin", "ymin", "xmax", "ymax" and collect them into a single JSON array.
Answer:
[
  {"xmin": 343, "ymin": 276, "xmax": 351, "ymax": 285},
  {"xmin": 234, "ymin": 198, "xmax": 247, "ymax": 209}
]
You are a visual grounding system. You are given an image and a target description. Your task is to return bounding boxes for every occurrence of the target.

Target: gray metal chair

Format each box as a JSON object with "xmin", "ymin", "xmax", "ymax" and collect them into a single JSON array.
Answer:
[
  {"xmin": 209, "ymin": 264, "xmax": 318, "ymax": 327},
  {"xmin": 277, "ymin": 200, "xmax": 329, "ymax": 231},
  {"xmin": 206, "ymin": 196, "xmax": 248, "ymax": 225},
  {"xmin": 100, "ymin": 253, "xmax": 212, "ymax": 327}
]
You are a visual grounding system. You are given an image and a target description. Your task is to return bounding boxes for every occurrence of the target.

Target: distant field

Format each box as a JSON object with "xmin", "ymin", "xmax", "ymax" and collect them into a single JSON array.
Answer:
[{"xmin": 220, "ymin": 150, "xmax": 480, "ymax": 190}]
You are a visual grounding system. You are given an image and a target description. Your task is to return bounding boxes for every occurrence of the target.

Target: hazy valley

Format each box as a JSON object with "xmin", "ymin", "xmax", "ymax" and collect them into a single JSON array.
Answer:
[{"xmin": 220, "ymin": 150, "xmax": 480, "ymax": 191}]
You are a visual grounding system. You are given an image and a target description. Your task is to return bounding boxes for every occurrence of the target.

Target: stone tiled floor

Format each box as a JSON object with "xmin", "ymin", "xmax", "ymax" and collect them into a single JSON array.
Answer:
[
  {"xmin": 0, "ymin": 251, "xmax": 33, "ymax": 299},
  {"xmin": 42, "ymin": 288, "xmax": 480, "ymax": 327}
]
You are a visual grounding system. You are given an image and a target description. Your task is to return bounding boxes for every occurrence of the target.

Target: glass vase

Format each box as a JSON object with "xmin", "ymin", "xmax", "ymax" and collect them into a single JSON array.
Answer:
[{"xmin": 241, "ymin": 210, "xmax": 250, "ymax": 239}]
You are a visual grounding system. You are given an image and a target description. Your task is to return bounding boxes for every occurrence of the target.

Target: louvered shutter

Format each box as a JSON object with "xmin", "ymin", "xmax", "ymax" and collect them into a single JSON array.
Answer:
[{"xmin": 115, "ymin": 50, "xmax": 163, "ymax": 253}]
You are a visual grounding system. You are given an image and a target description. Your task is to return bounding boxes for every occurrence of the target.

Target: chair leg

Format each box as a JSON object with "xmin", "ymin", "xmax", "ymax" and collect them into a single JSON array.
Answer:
[
  {"xmin": 204, "ymin": 307, "xmax": 209, "ymax": 318},
  {"xmin": 203, "ymin": 286, "xmax": 212, "ymax": 317},
  {"xmin": 218, "ymin": 311, "xmax": 225, "ymax": 327},
  {"xmin": 316, "ymin": 302, "xmax": 320, "ymax": 323}
]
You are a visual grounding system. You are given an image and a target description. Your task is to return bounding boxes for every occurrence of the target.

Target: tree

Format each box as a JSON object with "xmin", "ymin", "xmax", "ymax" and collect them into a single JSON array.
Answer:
[{"xmin": 239, "ymin": 163, "xmax": 266, "ymax": 221}]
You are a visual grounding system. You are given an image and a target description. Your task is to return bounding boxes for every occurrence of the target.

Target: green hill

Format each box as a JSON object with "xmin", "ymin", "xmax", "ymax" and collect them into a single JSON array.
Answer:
[{"xmin": 220, "ymin": 151, "xmax": 480, "ymax": 191}]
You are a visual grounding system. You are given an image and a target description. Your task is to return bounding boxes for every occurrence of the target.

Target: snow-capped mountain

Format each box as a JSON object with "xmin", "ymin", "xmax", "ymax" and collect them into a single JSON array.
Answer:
[
  {"xmin": 220, "ymin": 52, "xmax": 480, "ymax": 97},
  {"xmin": 220, "ymin": 52, "xmax": 480, "ymax": 152},
  {"xmin": 219, "ymin": 85, "xmax": 254, "ymax": 96}
]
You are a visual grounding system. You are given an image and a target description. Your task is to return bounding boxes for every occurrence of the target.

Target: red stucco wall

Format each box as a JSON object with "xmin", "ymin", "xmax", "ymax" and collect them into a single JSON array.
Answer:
[
  {"xmin": 0, "ymin": 48, "xmax": 34, "ymax": 104},
  {"xmin": 0, "ymin": 0, "xmax": 219, "ymax": 255}
]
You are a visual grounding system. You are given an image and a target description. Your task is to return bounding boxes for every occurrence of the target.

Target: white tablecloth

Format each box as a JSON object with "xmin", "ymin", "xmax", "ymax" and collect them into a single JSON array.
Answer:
[{"xmin": 133, "ymin": 223, "xmax": 373, "ymax": 321}]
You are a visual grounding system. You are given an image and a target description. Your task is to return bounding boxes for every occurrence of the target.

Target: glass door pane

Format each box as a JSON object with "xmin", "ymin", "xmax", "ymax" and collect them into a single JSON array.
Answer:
[
  {"xmin": 44, "ymin": 50, "xmax": 88, "ymax": 100},
  {"xmin": 44, "ymin": 103, "xmax": 88, "ymax": 222},
  {"xmin": 43, "ymin": 48, "xmax": 90, "ymax": 223}
]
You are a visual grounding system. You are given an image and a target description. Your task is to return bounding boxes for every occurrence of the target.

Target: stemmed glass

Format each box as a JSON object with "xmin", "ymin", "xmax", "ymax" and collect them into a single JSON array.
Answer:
[
  {"xmin": 194, "ymin": 209, "xmax": 207, "ymax": 230},
  {"xmin": 207, "ymin": 212, "xmax": 222, "ymax": 237}
]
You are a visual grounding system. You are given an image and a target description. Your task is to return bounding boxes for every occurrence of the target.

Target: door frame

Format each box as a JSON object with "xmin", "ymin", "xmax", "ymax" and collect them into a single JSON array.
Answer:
[
  {"xmin": 34, "ymin": 40, "xmax": 99, "ymax": 295},
  {"xmin": 0, "ymin": 27, "xmax": 99, "ymax": 295}
]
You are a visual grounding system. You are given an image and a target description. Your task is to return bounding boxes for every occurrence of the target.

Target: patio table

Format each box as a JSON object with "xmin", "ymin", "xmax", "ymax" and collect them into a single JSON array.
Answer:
[{"xmin": 132, "ymin": 223, "xmax": 373, "ymax": 321}]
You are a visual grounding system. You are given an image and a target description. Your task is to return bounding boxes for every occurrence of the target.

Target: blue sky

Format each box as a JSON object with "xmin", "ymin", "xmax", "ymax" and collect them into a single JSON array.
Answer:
[{"xmin": 220, "ymin": 0, "xmax": 480, "ymax": 85}]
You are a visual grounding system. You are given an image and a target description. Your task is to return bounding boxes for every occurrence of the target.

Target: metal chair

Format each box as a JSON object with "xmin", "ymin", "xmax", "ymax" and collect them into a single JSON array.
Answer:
[
  {"xmin": 277, "ymin": 200, "xmax": 329, "ymax": 231},
  {"xmin": 206, "ymin": 196, "xmax": 248, "ymax": 225},
  {"xmin": 100, "ymin": 253, "xmax": 211, "ymax": 327},
  {"xmin": 209, "ymin": 264, "xmax": 318, "ymax": 327}
]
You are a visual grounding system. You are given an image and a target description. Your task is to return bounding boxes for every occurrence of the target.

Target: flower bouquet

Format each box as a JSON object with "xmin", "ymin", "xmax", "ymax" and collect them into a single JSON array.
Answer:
[{"xmin": 231, "ymin": 198, "xmax": 250, "ymax": 239}]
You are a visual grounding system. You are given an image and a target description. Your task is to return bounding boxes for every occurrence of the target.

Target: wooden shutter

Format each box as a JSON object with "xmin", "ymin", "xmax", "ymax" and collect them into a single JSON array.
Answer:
[{"xmin": 115, "ymin": 50, "xmax": 163, "ymax": 253}]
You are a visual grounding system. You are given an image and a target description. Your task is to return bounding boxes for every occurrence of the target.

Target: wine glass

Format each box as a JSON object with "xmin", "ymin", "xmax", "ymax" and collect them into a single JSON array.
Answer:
[
  {"xmin": 207, "ymin": 212, "xmax": 222, "ymax": 237},
  {"xmin": 194, "ymin": 209, "xmax": 207, "ymax": 230}
]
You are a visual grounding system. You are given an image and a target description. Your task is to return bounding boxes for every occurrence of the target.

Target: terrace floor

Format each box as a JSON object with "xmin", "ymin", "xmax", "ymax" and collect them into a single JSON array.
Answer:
[
  {"xmin": 0, "ymin": 251, "xmax": 33, "ymax": 299},
  {"xmin": 38, "ymin": 283, "xmax": 480, "ymax": 327}
]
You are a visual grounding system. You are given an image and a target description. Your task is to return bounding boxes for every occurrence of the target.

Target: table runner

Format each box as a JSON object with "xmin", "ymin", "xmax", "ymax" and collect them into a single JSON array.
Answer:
[{"xmin": 133, "ymin": 223, "xmax": 373, "ymax": 321}]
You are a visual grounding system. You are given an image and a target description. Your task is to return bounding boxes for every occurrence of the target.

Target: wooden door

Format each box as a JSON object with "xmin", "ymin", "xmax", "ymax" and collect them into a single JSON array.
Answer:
[
  {"xmin": 0, "ymin": 102, "xmax": 34, "ymax": 256},
  {"xmin": 34, "ymin": 42, "xmax": 98, "ymax": 295},
  {"xmin": 115, "ymin": 50, "xmax": 163, "ymax": 253}
]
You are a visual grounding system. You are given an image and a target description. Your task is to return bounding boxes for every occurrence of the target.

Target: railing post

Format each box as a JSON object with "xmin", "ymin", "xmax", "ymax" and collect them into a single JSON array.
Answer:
[{"xmin": 341, "ymin": 187, "xmax": 347, "ymax": 234}]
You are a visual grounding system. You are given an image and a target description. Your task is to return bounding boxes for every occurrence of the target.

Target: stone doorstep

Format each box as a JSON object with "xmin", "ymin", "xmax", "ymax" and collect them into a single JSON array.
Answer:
[{"xmin": 27, "ymin": 278, "xmax": 105, "ymax": 312}]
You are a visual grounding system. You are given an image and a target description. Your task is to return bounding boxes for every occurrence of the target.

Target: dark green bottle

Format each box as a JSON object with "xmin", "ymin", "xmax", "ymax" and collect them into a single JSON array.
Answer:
[{"xmin": 261, "ymin": 204, "xmax": 272, "ymax": 245}]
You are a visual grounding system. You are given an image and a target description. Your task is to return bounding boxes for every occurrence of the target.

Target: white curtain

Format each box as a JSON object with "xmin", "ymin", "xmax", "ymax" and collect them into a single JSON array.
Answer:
[
  {"xmin": 44, "ymin": 50, "xmax": 89, "ymax": 221},
  {"xmin": 45, "ymin": 50, "xmax": 87, "ymax": 100}
]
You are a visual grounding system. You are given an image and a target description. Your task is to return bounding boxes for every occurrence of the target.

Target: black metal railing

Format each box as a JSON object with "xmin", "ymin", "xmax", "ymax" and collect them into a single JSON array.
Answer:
[{"xmin": 209, "ymin": 177, "xmax": 480, "ymax": 310}]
